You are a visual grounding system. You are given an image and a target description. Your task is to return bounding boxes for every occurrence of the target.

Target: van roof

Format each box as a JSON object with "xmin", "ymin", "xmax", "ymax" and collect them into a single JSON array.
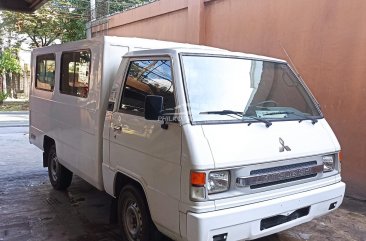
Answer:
[
  {"xmin": 126, "ymin": 47, "xmax": 286, "ymax": 63},
  {"xmin": 32, "ymin": 36, "xmax": 286, "ymax": 63},
  {"xmin": 106, "ymin": 36, "xmax": 285, "ymax": 62}
]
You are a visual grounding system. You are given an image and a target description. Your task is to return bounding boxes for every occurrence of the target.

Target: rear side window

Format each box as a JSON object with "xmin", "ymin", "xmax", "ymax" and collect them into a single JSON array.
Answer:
[
  {"xmin": 60, "ymin": 50, "xmax": 91, "ymax": 98},
  {"xmin": 35, "ymin": 54, "xmax": 55, "ymax": 91},
  {"xmin": 120, "ymin": 59, "xmax": 175, "ymax": 116}
]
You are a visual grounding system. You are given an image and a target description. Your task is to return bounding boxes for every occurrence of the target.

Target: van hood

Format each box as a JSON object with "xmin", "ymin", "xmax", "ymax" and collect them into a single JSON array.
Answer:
[{"xmin": 201, "ymin": 119, "xmax": 339, "ymax": 168}]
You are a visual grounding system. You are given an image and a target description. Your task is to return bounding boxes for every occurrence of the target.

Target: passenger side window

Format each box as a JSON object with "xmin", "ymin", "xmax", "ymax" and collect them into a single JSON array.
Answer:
[
  {"xmin": 36, "ymin": 54, "xmax": 55, "ymax": 91},
  {"xmin": 120, "ymin": 60, "xmax": 175, "ymax": 116},
  {"xmin": 60, "ymin": 50, "xmax": 91, "ymax": 98}
]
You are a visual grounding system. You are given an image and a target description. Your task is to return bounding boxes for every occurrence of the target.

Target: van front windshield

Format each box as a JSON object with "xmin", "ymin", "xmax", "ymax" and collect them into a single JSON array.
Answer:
[{"xmin": 181, "ymin": 55, "xmax": 322, "ymax": 124}]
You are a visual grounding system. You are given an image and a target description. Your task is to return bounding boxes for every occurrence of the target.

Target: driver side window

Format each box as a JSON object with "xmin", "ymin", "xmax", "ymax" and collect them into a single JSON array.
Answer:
[{"xmin": 119, "ymin": 59, "xmax": 175, "ymax": 116}]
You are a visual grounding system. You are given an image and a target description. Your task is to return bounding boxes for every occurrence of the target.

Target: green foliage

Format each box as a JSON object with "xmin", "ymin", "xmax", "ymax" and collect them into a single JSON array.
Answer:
[
  {"xmin": 0, "ymin": 0, "xmax": 153, "ymax": 47},
  {"xmin": 0, "ymin": 0, "xmax": 87, "ymax": 47},
  {"xmin": 0, "ymin": 49, "xmax": 22, "ymax": 74},
  {"xmin": 61, "ymin": 0, "xmax": 90, "ymax": 43},
  {"xmin": 109, "ymin": 0, "xmax": 149, "ymax": 14},
  {"xmin": 0, "ymin": 91, "xmax": 9, "ymax": 103}
]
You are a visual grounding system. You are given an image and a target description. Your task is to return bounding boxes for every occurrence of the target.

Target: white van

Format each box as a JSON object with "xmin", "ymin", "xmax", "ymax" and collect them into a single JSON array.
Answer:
[{"xmin": 30, "ymin": 36, "xmax": 345, "ymax": 241}]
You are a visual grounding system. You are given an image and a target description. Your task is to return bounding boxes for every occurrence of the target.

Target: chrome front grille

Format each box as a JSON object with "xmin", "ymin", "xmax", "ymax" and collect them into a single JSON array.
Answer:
[{"xmin": 236, "ymin": 161, "xmax": 323, "ymax": 189}]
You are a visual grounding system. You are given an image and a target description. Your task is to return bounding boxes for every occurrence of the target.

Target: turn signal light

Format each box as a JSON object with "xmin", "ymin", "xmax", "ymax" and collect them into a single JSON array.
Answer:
[
  {"xmin": 191, "ymin": 172, "xmax": 206, "ymax": 186},
  {"xmin": 338, "ymin": 151, "xmax": 343, "ymax": 162},
  {"xmin": 191, "ymin": 171, "xmax": 207, "ymax": 201}
]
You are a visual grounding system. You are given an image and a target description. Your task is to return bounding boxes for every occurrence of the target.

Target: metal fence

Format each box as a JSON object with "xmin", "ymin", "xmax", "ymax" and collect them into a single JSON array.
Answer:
[{"xmin": 90, "ymin": 0, "xmax": 159, "ymax": 21}]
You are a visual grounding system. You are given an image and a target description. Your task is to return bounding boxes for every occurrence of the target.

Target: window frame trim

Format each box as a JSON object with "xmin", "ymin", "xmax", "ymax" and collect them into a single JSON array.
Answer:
[
  {"xmin": 59, "ymin": 49, "xmax": 92, "ymax": 98},
  {"xmin": 35, "ymin": 53, "xmax": 56, "ymax": 92}
]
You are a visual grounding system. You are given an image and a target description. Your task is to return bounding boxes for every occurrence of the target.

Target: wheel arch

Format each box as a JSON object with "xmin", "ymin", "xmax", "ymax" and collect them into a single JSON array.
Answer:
[
  {"xmin": 114, "ymin": 172, "xmax": 153, "ymax": 219},
  {"xmin": 42, "ymin": 135, "xmax": 55, "ymax": 167},
  {"xmin": 114, "ymin": 172, "xmax": 148, "ymax": 200}
]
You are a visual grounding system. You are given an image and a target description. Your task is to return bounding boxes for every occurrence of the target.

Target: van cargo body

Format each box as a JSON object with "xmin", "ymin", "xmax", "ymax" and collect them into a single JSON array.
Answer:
[{"xmin": 30, "ymin": 36, "xmax": 345, "ymax": 241}]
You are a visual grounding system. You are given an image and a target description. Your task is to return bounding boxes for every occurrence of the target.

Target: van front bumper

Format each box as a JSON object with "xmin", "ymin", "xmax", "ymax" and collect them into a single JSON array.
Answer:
[{"xmin": 186, "ymin": 182, "xmax": 345, "ymax": 241}]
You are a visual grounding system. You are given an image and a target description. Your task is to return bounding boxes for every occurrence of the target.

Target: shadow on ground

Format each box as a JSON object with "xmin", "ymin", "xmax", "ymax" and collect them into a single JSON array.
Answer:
[{"xmin": 1, "ymin": 131, "xmax": 366, "ymax": 241}]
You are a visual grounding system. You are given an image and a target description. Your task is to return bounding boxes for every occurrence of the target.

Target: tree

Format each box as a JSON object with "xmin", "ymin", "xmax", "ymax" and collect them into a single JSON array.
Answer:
[
  {"xmin": 62, "ymin": 0, "xmax": 90, "ymax": 43},
  {"xmin": 0, "ymin": 49, "xmax": 22, "ymax": 75},
  {"xmin": 0, "ymin": 48, "xmax": 22, "ymax": 97},
  {"xmin": 109, "ymin": 0, "xmax": 149, "ymax": 13},
  {"xmin": 0, "ymin": 0, "xmax": 152, "ymax": 47},
  {"xmin": 0, "ymin": 0, "xmax": 88, "ymax": 48}
]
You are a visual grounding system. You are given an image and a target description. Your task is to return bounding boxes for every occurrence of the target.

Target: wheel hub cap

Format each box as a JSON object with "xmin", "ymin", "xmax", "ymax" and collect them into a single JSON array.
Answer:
[
  {"xmin": 125, "ymin": 201, "xmax": 142, "ymax": 239},
  {"xmin": 50, "ymin": 153, "xmax": 59, "ymax": 181}
]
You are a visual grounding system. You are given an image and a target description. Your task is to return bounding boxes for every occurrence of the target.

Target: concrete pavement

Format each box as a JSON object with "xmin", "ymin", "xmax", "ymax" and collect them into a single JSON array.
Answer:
[
  {"xmin": 0, "ymin": 114, "xmax": 366, "ymax": 241},
  {"xmin": 0, "ymin": 111, "xmax": 29, "ymax": 128}
]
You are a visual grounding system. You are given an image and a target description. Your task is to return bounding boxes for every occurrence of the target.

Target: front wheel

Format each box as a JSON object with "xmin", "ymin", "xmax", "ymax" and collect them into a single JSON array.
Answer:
[
  {"xmin": 118, "ymin": 185, "xmax": 160, "ymax": 241},
  {"xmin": 47, "ymin": 145, "xmax": 73, "ymax": 190}
]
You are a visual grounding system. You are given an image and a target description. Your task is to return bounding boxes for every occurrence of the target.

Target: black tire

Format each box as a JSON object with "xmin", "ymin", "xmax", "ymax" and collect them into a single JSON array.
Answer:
[
  {"xmin": 47, "ymin": 144, "xmax": 73, "ymax": 190},
  {"xmin": 118, "ymin": 185, "xmax": 160, "ymax": 241}
]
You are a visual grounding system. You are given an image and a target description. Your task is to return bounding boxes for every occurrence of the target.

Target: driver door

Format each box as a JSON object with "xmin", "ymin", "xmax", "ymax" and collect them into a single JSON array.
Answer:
[{"xmin": 109, "ymin": 57, "xmax": 182, "ymax": 236}]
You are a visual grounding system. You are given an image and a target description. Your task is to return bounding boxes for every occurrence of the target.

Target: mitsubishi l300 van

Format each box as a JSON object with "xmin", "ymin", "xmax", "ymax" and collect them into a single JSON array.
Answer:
[{"xmin": 29, "ymin": 37, "xmax": 345, "ymax": 241}]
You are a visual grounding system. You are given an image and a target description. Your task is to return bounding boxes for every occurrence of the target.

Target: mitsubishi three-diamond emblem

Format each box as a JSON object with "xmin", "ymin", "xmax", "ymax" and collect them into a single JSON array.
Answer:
[{"xmin": 279, "ymin": 137, "xmax": 291, "ymax": 152}]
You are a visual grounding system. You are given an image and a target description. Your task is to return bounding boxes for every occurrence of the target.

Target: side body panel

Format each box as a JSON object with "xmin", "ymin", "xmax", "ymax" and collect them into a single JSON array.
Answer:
[
  {"xmin": 29, "ymin": 37, "xmax": 131, "ymax": 190},
  {"xmin": 30, "ymin": 39, "xmax": 104, "ymax": 189}
]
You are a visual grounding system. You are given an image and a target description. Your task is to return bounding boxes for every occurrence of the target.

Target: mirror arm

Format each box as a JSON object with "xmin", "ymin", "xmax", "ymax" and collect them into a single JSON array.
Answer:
[
  {"xmin": 160, "ymin": 110, "xmax": 169, "ymax": 130},
  {"xmin": 161, "ymin": 120, "xmax": 169, "ymax": 130}
]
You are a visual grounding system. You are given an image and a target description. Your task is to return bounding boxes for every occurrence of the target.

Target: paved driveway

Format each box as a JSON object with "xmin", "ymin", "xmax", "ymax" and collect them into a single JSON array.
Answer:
[
  {"xmin": 0, "ymin": 112, "xmax": 366, "ymax": 241},
  {"xmin": 0, "ymin": 111, "xmax": 29, "ymax": 127}
]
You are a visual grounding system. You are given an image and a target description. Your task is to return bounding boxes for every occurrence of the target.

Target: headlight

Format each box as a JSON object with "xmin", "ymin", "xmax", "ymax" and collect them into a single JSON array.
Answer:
[
  {"xmin": 323, "ymin": 155, "xmax": 335, "ymax": 172},
  {"xmin": 207, "ymin": 171, "xmax": 230, "ymax": 194}
]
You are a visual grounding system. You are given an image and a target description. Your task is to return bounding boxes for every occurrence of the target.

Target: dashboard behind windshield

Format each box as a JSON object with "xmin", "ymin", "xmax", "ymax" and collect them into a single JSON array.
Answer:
[{"xmin": 181, "ymin": 55, "xmax": 322, "ymax": 124}]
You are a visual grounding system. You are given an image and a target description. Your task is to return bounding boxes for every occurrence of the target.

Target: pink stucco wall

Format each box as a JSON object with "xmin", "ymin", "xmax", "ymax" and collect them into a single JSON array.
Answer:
[{"xmin": 93, "ymin": 0, "xmax": 366, "ymax": 199}]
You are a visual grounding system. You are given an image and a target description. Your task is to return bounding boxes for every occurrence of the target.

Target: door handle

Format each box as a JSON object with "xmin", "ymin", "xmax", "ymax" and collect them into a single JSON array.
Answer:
[{"xmin": 113, "ymin": 125, "xmax": 122, "ymax": 131}]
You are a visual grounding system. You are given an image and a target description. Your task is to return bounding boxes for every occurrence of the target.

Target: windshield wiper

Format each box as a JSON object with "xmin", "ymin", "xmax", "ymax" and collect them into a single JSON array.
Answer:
[
  {"xmin": 244, "ymin": 115, "xmax": 272, "ymax": 127},
  {"xmin": 263, "ymin": 111, "xmax": 318, "ymax": 125},
  {"xmin": 200, "ymin": 110, "xmax": 272, "ymax": 128},
  {"xmin": 199, "ymin": 110, "xmax": 242, "ymax": 119}
]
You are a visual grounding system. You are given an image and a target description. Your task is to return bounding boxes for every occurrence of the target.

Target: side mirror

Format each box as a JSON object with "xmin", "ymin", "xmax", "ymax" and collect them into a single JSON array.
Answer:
[{"xmin": 145, "ymin": 95, "xmax": 163, "ymax": 120}]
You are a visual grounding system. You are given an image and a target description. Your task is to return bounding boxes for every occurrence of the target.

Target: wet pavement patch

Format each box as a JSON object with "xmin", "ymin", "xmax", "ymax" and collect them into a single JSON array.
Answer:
[{"xmin": 1, "ymin": 128, "xmax": 366, "ymax": 241}]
